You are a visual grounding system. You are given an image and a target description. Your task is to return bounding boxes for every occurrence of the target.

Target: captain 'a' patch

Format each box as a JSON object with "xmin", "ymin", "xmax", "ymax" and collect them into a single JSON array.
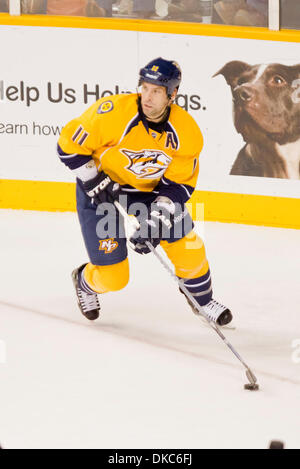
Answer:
[
  {"xmin": 121, "ymin": 149, "xmax": 172, "ymax": 179},
  {"xmin": 165, "ymin": 131, "xmax": 177, "ymax": 150}
]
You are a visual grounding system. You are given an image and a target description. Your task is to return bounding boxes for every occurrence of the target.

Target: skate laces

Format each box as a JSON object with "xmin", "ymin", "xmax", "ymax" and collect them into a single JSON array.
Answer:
[
  {"xmin": 77, "ymin": 288, "xmax": 100, "ymax": 313},
  {"xmin": 202, "ymin": 299, "xmax": 227, "ymax": 322}
]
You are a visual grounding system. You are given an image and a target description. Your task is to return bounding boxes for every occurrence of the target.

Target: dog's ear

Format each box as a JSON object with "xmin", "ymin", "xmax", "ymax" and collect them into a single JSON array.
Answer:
[
  {"xmin": 291, "ymin": 64, "xmax": 300, "ymax": 76},
  {"xmin": 213, "ymin": 61, "xmax": 251, "ymax": 87}
]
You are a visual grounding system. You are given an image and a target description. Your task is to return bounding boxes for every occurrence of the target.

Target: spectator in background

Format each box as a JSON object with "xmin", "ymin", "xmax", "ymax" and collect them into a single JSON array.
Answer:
[
  {"xmin": 21, "ymin": 0, "xmax": 112, "ymax": 17},
  {"xmin": 236, "ymin": 0, "xmax": 268, "ymax": 26},
  {"xmin": 281, "ymin": 0, "xmax": 300, "ymax": 30},
  {"xmin": 166, "ymin": 0, "xmax": 202, "ymax": 22},
  {"xmin": 132, "ymin": 0, "xmax": 156, "ymax": 18},
  {"xmin": 0, "ymin": 0, "xmax": 8, "ymax": 13},
  {"xmin": 117, "ymin": 0, "xmax": 133, "ymax": 15},
  {"xmin": 119, "ymin": 0, "xmax": 203, "ymax": 21},
  {"xmin": 213, "ymin": 0, "xmax": 268, "ymax": 26}
]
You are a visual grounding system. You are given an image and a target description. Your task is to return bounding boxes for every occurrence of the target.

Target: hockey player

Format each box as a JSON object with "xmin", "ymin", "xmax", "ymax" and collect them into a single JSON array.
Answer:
[{"xmin": 57, "ymin": 57, "xmax": 232, "ymax": 326}]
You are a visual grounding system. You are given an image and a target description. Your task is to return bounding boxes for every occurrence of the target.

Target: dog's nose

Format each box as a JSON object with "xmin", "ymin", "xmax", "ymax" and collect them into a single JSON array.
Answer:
[{"xmin": 236, "ymin": 85, "xmax": 254, "ymax": 102}]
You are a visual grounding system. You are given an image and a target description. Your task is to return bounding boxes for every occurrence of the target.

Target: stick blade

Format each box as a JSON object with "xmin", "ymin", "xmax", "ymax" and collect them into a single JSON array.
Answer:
[{"xmin": 244, "ymin": 383, "xmax": 259, "ymax": 391}]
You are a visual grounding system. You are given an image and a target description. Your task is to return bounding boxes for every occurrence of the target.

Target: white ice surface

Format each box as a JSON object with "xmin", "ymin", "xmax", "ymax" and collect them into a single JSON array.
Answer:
[{"xmin": 0, "ymin": 209, "xmax": 299, "ymax": 449}]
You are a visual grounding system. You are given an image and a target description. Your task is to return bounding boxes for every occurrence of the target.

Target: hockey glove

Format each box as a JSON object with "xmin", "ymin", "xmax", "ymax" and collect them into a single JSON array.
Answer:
[
  {"xmin": 129, "ymin": 197, "xmax": 175, "ymax": 254},
  {"xmin": 83, "ymin": 171, "xmax": 120, "ymax": 205}
]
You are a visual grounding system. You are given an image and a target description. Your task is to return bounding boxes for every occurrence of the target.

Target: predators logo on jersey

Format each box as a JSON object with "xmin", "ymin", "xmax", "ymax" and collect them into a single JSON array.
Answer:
[{"xmin": 121, "ymin": 149, "xmax": 172, "ymax": 179}]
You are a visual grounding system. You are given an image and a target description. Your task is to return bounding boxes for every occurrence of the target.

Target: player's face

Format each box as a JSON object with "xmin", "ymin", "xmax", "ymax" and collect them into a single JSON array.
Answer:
[{"xmin": 140, "ymin": 82, "xmax": 175, "ymax": 122}]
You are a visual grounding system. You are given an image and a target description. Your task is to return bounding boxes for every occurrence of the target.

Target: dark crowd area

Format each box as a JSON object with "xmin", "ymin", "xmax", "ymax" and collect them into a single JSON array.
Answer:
[{"xmin": 0, "ymin": 0, "xmax": 299, "ymax": 29}]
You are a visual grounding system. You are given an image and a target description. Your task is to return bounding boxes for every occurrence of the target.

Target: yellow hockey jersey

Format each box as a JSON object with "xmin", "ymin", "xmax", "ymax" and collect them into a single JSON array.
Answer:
[{"xmin": 58, "ymin": 93, "xmax": 203, "ymax": 204}]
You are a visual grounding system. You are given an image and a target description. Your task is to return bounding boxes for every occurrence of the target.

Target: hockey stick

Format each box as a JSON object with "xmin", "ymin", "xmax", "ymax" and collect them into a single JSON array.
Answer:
[{"xmin": 114, "ymin": 201, "xmax": 259, "ymax": 389}]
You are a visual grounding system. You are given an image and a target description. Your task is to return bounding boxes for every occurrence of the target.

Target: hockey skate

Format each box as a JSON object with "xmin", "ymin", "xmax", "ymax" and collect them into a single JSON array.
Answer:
[
  {"xmin": 72, "ymin": 264, "xmax": 100, "ymax": 320},
  {"xmin": 180, "ymin": 289, "xmax": 233, "ymax": 326},
  {"xmin": 201, "ymin": 299, "xmax": 233, "ymax": 326}
]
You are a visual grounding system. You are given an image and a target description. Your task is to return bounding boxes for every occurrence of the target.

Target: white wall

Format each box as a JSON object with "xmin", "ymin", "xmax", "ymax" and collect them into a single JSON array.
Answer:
[{"xmin": 1, "ymin": 25, "xmax": 299, "ymax": 198}]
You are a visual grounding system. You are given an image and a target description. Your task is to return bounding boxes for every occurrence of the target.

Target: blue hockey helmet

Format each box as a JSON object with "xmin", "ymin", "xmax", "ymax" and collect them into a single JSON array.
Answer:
[{"xmin": 138, "ymin": 58, "xmax": 182, "ymax": 97}]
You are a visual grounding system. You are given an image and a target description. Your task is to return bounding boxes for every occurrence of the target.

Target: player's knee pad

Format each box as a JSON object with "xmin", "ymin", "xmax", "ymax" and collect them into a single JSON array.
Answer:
[
  {"xmin": 84, "ymin": 258, "xmax": 129, "ymax": 294},
  {"xmin": 161, "ymin": 231, "xmax": 209, "ymax": 279}
]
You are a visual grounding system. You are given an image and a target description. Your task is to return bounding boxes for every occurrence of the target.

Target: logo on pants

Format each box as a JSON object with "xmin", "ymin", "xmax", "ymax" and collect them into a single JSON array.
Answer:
[{"xmin": 99, "ymin": 238, "xmax": 118, "ymax": 254}]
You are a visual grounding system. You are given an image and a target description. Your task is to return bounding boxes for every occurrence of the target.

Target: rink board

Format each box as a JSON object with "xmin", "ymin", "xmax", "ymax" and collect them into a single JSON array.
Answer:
[
  {"xmin": 0, "ymin": 16, "xmax": 299, "ymax": 228},
  {"xmin": 1, "ymin": 179, "xmax": 300, "ymax": 229}
]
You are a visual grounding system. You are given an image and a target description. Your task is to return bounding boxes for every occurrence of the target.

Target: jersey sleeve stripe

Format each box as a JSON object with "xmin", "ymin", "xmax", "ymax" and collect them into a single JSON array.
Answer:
[
  {"xmin": 57, "ymin": 144, "xmax": 93, "ymax": 170},
  {"xmin": 71, "ymin": 125, "xmax": 84, "ymax": 142},
  {"xmin": 156, "ymin": 176, "xmax": 195, "ymax": 205},
  {"xmin": 180, "ymin": 184, "xmax": 193, "ymax": 198}
]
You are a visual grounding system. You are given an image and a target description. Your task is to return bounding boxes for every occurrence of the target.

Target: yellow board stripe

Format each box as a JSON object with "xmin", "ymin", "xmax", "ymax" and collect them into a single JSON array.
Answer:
[
  {"xmin": 1, "ymin": 179, "xmax": 299, "ymax": 229},
  {"xmin": 0, "ymin": 13, "xmax": 300, "ymax": 43},
  {"xmin": 0, "ymin": 179, "xmax": 76, "ymax": 212},
  {"xmin": 189, "ymin": 190, "xmax": 300, "ymax": 229}
]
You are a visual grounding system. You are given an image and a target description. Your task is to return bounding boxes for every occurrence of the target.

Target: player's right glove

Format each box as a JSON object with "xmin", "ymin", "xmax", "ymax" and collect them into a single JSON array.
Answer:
[
  {"xmin": 129, "ymin": 197, "xmax": 175, "ymax": 254},
  {"xmin": 83, "ymin": 171, "xmax": 120, "ymax": 205}
]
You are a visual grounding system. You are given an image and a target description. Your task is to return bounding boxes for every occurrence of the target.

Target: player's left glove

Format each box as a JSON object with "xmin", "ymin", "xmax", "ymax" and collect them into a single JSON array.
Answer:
[
  {"xmin": 83, "ymin": 171, "xmax": 120, "ymax": 205},
  {"xmin": 129, "ymin": 197, "xmax": 175, "ymax": 254}
]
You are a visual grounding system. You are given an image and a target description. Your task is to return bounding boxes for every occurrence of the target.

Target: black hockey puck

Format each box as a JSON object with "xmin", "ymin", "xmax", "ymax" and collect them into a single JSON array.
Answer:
[
  {"xmin": 244, "ymin": 383, "xmax": 259, "ymax": 390},
  {"xmin": 269, "ymin": 440, "xmax": 284, "ymax": 449}
]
